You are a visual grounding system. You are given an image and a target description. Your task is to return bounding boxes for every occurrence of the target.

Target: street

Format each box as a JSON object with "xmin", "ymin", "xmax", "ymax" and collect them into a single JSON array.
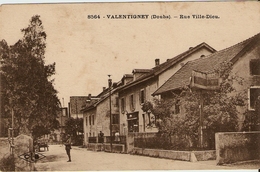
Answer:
[{"xmin": 34, "ymin": 145, "xmax": 241, "ymax": 171}]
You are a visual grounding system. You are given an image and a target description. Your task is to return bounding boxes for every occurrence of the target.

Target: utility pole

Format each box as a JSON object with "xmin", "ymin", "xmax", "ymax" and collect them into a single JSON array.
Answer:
[
  {"xmin": 199, "ymin": 91, "xmax": 204, "ymax": 148},
  {"xmin": 108, "ymin": 75, "xmax": 112, "ymax": 152}
]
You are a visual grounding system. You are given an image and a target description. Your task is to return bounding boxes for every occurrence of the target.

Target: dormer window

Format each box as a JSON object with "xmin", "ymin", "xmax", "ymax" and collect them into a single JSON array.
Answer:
[{"xmin": 250, "ymin": 59, "xmax": 260, "ymax": 75}]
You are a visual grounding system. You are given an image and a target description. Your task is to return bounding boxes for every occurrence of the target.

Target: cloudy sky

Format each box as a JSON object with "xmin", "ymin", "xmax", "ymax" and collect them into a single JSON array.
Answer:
[{"xmin": 1, "ymin": 1, "xmax": 259, "ymax": 106}]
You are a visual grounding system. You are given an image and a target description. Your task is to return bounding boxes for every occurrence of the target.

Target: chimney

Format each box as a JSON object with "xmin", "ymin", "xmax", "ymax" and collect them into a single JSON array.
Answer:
[
  {"xmin": 88, "ymin": 94, "xmax": 91, "ymax": 99},
  {"xmin": 108, "ymin": 78, "xmax": 112, "ymax": 88},
  {"xmin": 103, "ymin": 87, "xmax": 106, "ymax": 91},
  {"xmin": 155, "ymin": 59, "xmax": 160, "ymax": 66}
]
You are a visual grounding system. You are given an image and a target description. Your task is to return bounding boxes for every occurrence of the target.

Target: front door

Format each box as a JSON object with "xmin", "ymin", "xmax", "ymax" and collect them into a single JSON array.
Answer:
[{"xmin": 127, "ymin": 112, "xmax": 139, "ymax": 132}]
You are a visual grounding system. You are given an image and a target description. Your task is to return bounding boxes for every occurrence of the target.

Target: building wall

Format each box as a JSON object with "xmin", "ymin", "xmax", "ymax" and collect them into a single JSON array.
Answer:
[
  {"xmin": 70, "ymin": 96, "xmax": 88, "ymax": 118},
  {"xmin": 119, "ymin": 78, "xmax": 159, "ymax": 134},
  {"xmin": 158, "ymin": 48, "xmax": 213, "ymax": 87},
  {"xmin": 83, "ymin": 92, "xmax": 119, "ymax": 145},
  {"xmin": 230, "ymin": 44, "xmax": 260, "ymax": 128},
  {"xmin": 118, "ymin": 48, "xmax": 213, "ymax": 134},
  {"xmin": 83, "ymin": 108, "xmax": 96, "ymax": 145},
  {"xmin": 95, "ymin": 93, "xmax": 119, "ymax": 136},
  {"xmin": 160, "ymin": 43, "xmax": 260, "ymax": 131}
]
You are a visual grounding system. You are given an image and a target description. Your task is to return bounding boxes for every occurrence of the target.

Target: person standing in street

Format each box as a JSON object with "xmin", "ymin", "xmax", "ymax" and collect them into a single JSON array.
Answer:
[
  {"xmin": 99, "ymin": 131, "xmax": 104, "ymax": 143},
  {"xmin": 64, "ymin": 134, "xmax": 72, "ymax": 162},
  {"xmin": 99, "ymin": 131, "xmax": 104, "ymax": 151}
]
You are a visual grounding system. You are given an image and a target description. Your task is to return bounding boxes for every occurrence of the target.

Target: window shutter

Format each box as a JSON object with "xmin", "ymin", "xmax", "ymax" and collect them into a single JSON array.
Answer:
[
  {"xmin": 139, "ymin": 90, "xmax": 141, "ymax": 104},
  {"xmin": 144, "ymin": 88, "xmax": 146, "ymax": 102},
  {"xmin": 133, "ymin": 94, "xmax": 136, "ymax": 109}
]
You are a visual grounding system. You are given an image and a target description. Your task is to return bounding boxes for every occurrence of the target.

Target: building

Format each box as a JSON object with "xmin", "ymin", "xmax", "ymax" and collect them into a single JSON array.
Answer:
[
  {"xmin": 117, "ymin": 43, "xmax": 216, "ymax": 133},
  {"xmin": 70, "ymin": 96, "xmax": 89, "ymax": 118},
  {"xmin": 82, "ymin": 82, "xmax": 121, "ymax": 145},
  {"xmin": 50, "ymin": 107, "xmax": 69, "ymax": 142},
  {"xmin": 153, "ymin": 32, "xmax": 260, "ymax": 130}
]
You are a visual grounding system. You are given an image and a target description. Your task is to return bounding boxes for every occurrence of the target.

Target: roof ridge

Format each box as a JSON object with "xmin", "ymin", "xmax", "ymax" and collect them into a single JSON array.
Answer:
[
  {"xmin": 153, "ymin": 32, "xmax": 260, "ymax": 95},
  {"xmin": 187, "ymin": 32, "xmax": 260, "ymax": 64},
  {"xmin": 119, "ymin": 42, "xmax": 216, "ymax": 91},
  {"xmin": 152, "ymin": 61, "xmax": 191, "ymax": 96}
]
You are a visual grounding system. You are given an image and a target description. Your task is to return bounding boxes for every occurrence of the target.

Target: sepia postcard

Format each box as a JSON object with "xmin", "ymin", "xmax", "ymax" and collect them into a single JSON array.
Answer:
[{"xmin": 0, "ymin": 1, "xmax": 260, "ymax": 171}]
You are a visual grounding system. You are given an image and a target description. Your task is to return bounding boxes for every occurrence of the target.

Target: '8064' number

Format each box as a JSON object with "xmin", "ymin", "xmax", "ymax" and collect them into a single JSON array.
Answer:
[{"xmin": 88, "ymin": 15, "xmax": 101, "ymax": 19}]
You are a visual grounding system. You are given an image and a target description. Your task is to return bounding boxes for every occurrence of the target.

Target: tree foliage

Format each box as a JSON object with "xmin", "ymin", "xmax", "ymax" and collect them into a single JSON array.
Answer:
[
  {"xmin": 64, "ymin": 117, "xmax": 83, "ymax": 145},
  {"xmin": 243, "ymin": 96, "xmax": 260, "ymax": 131},
  {"xmin": 148, "ymin": 61, "xmax": 247, "ymax": 149},
  {"xmin": 0, "ymin": 15, "xmax": 60, "ymax": 138}
]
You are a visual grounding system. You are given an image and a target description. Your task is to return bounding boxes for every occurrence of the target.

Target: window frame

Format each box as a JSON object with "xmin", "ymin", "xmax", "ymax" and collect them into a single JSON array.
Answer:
[
  {"xmin": 248, "ymin": 86, "xmax": 260, "ymax": 111},
  {"xmin": 89, "ymin": 115, "xmax": 91, "ymax": 125},
  {"xmin": 121, "ymin": 97, "xmax": 125, "ymax": 113},
  {"xmin": 130, "ymin": 94, "xmax": 135, "ymax": 111},
  {"xmin": 250, "ymin": 59, "xmax": 260, "ymax": 76},
  {"xmin": 140, "ymin": 89, "xmax": 145, "ymax": 104}
]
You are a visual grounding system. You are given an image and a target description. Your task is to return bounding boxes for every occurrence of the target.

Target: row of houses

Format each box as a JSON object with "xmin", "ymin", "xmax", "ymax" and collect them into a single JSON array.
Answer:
[{"xmin": 81, "ymin": 32, "xmax": 260, "ymax": 146}]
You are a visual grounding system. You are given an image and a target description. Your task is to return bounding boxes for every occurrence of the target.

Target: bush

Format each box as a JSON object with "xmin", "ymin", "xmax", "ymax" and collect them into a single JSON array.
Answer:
[{"xmin": 0, "ymin": 154, "xmax": 15, "ymax": 171}]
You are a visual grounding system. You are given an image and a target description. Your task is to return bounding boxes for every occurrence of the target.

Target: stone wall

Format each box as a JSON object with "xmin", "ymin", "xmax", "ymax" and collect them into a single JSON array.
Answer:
[
  {"xmin": 215, "ymin": 131, "xmax": 260, "ymax": 165},
  {"xmin": 87, "ymin": 143, "xmax": 125, "ymax": 153},
  {"xmin": 132, "ymin": 147, "xmax": 216, "ymax": 162},
  {"xmin": 126, "ymin": 132, "xmax": 157, "ymax": 153}
]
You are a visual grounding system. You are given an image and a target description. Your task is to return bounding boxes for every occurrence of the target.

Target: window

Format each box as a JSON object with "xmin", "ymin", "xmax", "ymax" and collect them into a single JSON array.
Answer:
[
  {"xmin": 130, "ymin": 94, "xmax": 135, "ymax": 110},
  {"xmin": 112, "ymin": 114, "xmax": 119, "ymax": 124},
  {"xmin": 62, "ymin": 108, "xmax": 67, "ymax": 117},
  {"xmin": 140, "ymin": 89, "xmax": 145, "ymax": 104},
  {"xmin": 86, "ymin": 117, "xmax": 88, "ymax": 126},
  {"xmin": 249, "ymin": 87, "xmax": 260, "ymax": 110},
  {"xmin": 121, "ymin": 98, "xmax": 125, "ymax": 112},
  {"xmin": 89, "ymin": 116, "xmax": 91, "ymax": 125},
  {"xmin": 92, "ymin": 115, "xmax": 95, "ymax": 125},
  {"xmin": 250, "ymin": 59, "xmax": 260, "ymax": 75},
  {"xmin": 115, "ymin": 97, "xmax": 119, "ymax": 107}
]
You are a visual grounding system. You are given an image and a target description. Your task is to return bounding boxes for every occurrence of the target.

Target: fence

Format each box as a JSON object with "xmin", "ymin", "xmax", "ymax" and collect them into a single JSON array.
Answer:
[
  {"xmin": 133, "ymin": 132, "xmax": 215, "ymax": 151},
  {"xmin": 88, "ymin": 135, "xmax": 126, "ymax": 145},
  {"xmin": 88, "ymin": 137, "xmax": 97, "ymax": 143}
]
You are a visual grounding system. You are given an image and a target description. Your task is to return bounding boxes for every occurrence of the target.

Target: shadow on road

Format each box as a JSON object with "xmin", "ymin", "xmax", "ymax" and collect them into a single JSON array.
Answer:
[
  {"xmin": 39, "ymin": 154, "xmax": 62, "ymax": 163},
  {"xmin": 35, "ymin": 154, "xmax": 64, "ymax": 171}
]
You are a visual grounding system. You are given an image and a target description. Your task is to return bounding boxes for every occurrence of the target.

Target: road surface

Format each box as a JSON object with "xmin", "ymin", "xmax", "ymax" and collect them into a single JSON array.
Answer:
[{"xmin": 34, "ymin": 145, "xmax": 258, "ymax": 171}]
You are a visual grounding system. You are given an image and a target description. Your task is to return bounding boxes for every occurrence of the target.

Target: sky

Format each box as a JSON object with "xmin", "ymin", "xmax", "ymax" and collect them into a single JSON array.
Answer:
[{"xmin": 1, "ymin": 1, "xmax": 260, "ymax": 106}]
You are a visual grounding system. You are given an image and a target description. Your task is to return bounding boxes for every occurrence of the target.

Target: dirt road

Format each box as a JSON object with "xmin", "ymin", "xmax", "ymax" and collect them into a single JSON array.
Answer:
[{"xmin": 34, "ymin": 145, "xmax": 257, "ymax": 171}]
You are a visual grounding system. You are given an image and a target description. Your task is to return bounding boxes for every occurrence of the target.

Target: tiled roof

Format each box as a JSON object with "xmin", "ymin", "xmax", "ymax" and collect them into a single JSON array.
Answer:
[
  {"xmin": 153, "ymin": 32, "xmax": 260, "ymax": 95},
  {"xmin": 119, "ymin": 42, "xmax": 216, "ymax": 91},
  {"xmin": 132, "ymin": 69, "xmax": 153, "ymax": 73},
  {"xmin": 123, "ymin": 74, "xmax": 133, "ymax": 78},
  {"xmin": 81, "ymin": 86, "xmax": 121, "ymax": 112}
]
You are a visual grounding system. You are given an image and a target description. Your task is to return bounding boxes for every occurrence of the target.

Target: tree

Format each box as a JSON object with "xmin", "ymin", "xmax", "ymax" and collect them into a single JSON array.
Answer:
[
  {"xmin": 0, "ymin": 15, "xmax": 60, "ymax": 138},
  {"xmin": 64, "ymin": 117, "xmax": 83, "ymax": 145},
  {"xmin": 243, "ymin": 96, "xmax": 260, "ymax": 131},
  {"xmin": 150, "ymin": 61, "xmax": 247, "ymax": 149}
]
